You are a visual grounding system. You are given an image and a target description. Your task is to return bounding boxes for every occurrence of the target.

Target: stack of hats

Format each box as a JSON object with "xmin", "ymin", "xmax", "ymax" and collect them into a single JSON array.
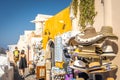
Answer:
[
  {"xmin": 74, "ymin": 26, "xmax": 118, "ymax": 45},
  {"xmin": 68, "ymin": 26, "xmax": 118, "ymax": 76},
  {"xmin": 68, "ymin": 26, "xmax": 118, "ymax": 57}
]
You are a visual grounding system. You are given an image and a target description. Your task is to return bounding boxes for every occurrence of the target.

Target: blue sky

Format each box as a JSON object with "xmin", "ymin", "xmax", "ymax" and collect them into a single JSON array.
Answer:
[{"xmin": 0, "ymin": 0, "xmax": 72, "ymax": 49}]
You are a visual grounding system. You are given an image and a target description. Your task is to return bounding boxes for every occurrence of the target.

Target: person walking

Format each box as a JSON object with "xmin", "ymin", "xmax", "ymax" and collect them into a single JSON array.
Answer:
[
  {"xmin": 13, "ymin": 46, "xmax": 20, "ymax": 67},
  {"xmin": 19, "ymin": 50, "xmax": 27, "ymax": 78}
]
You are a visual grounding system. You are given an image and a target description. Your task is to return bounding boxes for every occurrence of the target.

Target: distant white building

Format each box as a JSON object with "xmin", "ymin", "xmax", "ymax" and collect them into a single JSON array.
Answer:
[
  {"xmin": 7, "ymin": 14, "xmax": 52, "ymax": 62},
  {"xmin": 31, "ymin": 14, "xmax": 52, "ymax": 35}
]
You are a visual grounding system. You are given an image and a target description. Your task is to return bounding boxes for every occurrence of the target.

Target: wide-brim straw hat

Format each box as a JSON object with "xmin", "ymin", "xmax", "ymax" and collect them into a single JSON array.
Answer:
[
  {"xmin": 75, "ymin": 27, "xmax": 104, "ymax": 46},
  {"xmin": 98, "ymin": 26, "xmax": 118, "ymax": 40},
  {"xmin": 79, "ymin": 27, "xmax": 102, "ymax": 38}
]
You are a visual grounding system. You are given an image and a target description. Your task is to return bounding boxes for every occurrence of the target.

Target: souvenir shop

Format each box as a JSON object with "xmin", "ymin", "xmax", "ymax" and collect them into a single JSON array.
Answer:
[
  {"xmin": 34, "ymin": 26, "xmax": 118, "ymax": 80},
  {"xmin": 32, "ymin": 0, "xmax": 119, "ymax": 80}
]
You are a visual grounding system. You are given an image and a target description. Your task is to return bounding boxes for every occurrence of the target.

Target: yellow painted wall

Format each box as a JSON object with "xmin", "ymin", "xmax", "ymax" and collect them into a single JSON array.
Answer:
[{"xmin": 42, "ymin": 7, "xmax": 72, "ymax": 49}]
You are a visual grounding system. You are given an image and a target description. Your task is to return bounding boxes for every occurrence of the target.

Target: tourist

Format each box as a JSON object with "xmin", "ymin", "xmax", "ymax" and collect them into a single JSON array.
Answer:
[
  {"xmin": 13, "ymin": 46, "xmax": 20, "ymax": 67},
  {"xmin": 19, "ymin": 50, "xmax": 27, "ymax": 78}
]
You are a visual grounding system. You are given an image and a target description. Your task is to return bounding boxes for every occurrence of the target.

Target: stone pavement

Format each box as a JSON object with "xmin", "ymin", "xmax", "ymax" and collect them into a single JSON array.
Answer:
[{"xmin": 14, "ymin": 66, "xmax": 36, "ymax": 80}]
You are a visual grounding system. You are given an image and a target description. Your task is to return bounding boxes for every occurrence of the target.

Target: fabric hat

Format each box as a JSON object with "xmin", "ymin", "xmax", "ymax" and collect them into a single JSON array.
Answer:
[
  {"xmin": 101, "ymin": 45, "xmax": 116, "ymax": 56},
  {"xmin": 98, "ymin": 26, "xmax": 118, "ymax": 40},
  {"xmin": 75, "ymin": 27, "xmax": 103, "ymax": 46},
  {"xmin": 69, "ymin": 60, "xmax": 87, "ymax": 72},
  {"xmin": 102, "ymin": 39, "xmax": 118, "ymax": 54},
  {"xmin": 101, "ymin": 39, "xmax": 118, "ymax": 61},
  {"xmin": 73, "ymin": 60, "xmax": 86, "ymax": 68}
]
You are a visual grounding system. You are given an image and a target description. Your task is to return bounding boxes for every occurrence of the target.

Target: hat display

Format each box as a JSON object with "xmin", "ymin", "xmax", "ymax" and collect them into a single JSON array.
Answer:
[
  {"xmin": 75, "ymin": 27, "xmax": 103, "ymax": 46},
  {"xmin": 98, "ymin": 26, "xmax": 118, "ymax": 40}
]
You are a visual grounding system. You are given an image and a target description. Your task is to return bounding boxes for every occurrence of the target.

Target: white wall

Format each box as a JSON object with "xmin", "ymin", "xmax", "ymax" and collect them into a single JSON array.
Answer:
[
  {"xmin": 112, "ymin": 0, "xmax": 120, "ymax": 80},
  {"xmin": 94, "ymin": 0, "xmax": 120, "ymax": 80}
]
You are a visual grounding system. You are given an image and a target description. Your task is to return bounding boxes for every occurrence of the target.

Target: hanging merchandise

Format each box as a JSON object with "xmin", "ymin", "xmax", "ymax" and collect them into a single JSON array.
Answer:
[
  {"xmin": 65, "ymin": 73, "xmax": 73, "ymax": 80},
  {"xmin": 55, "ymin": 61, "xmax": 64, "ymax": 69},
  {"xmin": 55, "ymin": 35, "xmax": 63, "ymax": 62},
  {"xmin": 52, "ymin": 67, "xmax": 66, "ymax": 80}
]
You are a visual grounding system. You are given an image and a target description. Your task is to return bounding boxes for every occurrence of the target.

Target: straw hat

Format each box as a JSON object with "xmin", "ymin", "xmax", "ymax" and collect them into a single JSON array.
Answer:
[
  {"xmin": 75, "ymin": 27, "xmax": 103, "ymax": 46},
  {"xmin": 81, "ymin": 27, "xmax": 99, "ymax": 38},
  {"xmin": 88, "ymin": 62, "xmax": 100, "ymax": 68},
  {"xmin": 98, "ymin": 26, "xmax": 118, "ymax": 40},
  {"xmin": 73, "ymin": 45, "xmax": 97, "ymax": 58},
  {"xmin": 106, "ymin": 77, "xmax": 114, "ymax": 80}
]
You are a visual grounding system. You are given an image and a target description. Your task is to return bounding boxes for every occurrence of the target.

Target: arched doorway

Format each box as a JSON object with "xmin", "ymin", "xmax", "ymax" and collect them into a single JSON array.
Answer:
[{"xmin": 46, "ymin": 39, "xmax": 55, "ymax": 66}]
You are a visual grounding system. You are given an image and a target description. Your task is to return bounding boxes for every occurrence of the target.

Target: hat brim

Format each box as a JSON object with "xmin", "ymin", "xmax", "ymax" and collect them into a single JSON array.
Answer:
[
  {"xmin": 75, "ymin": 34, "xmax": 104, "ymax": 46},
  {"xmin": 77, "ymin": 52, "xmax": 99, "ymax": 58},
  {"xmin": 100, "ymin": 53, "xmax": 116, "ymax": 57},
  {"xmin": 98, "ymin": 32, "xmax": 118, "ymax": 40},
  {"xmin": 69, "ymin": 66, "xmax": 88, "ymax": 72}
]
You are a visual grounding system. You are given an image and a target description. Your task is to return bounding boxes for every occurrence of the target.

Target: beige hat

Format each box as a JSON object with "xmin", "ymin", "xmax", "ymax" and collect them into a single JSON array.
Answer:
[
  {"xmin": 82, "ymin": 45, "xmax": 96, "ymax": 53},
  {"xmin": 75, "ymin": 27, "xmax": 103, "ymax": 46},
  {"xmin": 98, "ymin": 26, "xmax": 118, "ymax": 40},
  {"xmin": 80, "ymin": 27, "xmax": 99, "ymax": 38},
  {"xmin": 68, "ymin": 37, "xmax": 79, "ymax": 46}
]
